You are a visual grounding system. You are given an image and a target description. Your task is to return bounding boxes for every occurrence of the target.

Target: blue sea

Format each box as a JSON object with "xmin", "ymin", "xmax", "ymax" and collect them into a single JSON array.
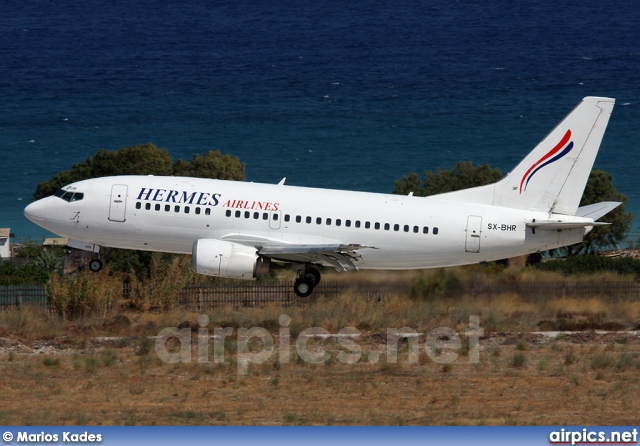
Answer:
[{"xmin": 3, "ymin": 0, "xmax": 640, "ymax": 240}]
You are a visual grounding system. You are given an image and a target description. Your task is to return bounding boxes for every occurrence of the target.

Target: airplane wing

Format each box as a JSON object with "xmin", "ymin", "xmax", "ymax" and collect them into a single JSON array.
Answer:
[{"xmin": 258, "ymin": 244, "xmax": 376, "ymax": 271}]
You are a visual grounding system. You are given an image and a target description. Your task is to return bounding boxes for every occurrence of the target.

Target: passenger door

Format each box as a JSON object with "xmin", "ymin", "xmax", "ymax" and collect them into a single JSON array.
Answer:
[
  {"xmin": 465, "ymin": 215, "xmax": 482, "ymax": 253},
  {"xmin": 108, "ymin": 184, "xmax": 128, "ymax": 222}
]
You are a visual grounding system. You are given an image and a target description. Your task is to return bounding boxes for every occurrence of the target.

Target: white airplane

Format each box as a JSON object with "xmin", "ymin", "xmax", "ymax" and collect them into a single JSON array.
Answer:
[{"xmin": 25, "ymin": 97, "xmax": 620, "ymax": 297}]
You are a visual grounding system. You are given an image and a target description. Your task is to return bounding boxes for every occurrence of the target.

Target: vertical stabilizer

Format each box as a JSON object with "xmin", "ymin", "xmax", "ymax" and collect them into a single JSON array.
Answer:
[{"xmin": 493, "ymin": 96, "xmax": 615, "ymax": 214}]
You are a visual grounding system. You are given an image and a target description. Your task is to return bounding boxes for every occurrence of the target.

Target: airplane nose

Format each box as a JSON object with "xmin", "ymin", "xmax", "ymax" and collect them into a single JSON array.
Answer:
[{"xmin": 24, "ymin": 199, "xmax": 47, "ymax": 224}]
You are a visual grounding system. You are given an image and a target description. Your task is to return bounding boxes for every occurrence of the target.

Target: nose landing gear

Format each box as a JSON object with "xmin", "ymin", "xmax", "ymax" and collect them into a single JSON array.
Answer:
[{"xmin": 88, "ymin": 258, "xmax": 103, "ymax": 272}]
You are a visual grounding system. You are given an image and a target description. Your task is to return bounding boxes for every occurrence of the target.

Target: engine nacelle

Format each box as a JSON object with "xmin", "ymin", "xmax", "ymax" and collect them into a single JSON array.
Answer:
[{"xmin": 192, "ymin": 239, "xmax": 259, "ymax": 280}]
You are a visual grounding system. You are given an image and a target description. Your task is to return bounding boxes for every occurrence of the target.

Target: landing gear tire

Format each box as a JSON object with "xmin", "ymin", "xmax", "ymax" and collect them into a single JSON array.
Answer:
[
  {"xmin": 294, "ymin": 277, "xmax": 314, "ymax": 298},
  {"xmin": 89, "ymin": 259, "xmax": 103, "ymax": 273},
  {"xmin": 303, "ymin": 268, "xmax": 321, "ymax": 286}
]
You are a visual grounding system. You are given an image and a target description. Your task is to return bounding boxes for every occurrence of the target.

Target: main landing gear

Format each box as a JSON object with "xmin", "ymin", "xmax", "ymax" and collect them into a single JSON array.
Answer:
[{"xmin": 293, "ymin": 267, "xmax": 321, "ymax": 298}]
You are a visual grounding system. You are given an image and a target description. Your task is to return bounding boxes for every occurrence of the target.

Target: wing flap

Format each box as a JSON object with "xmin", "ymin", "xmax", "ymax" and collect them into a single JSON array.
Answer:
[{"xmin": 259, "ymin": 244, "xmax": 375, "ymax": 272}]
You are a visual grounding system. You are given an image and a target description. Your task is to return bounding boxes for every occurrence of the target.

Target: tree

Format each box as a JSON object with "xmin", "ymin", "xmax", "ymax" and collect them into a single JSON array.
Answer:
[
  {"xmin": 33, "ymin": 143, "xmax": 246, "ymax": 277},
  {"xmin": 0, "ymin": 262, "xmax": 50, "ymax": 285},
  {"xmin": 87, "ymin": 143, "xmax": 174, "ymax": 178},
  {"xmin": 33, "ymin": 248, "xmax": 64, "ymax": 274},
  {"xmin": 393, "ymin": 161, "xmax": 502, "ymax": 196},
  {"xmin": 173, "ymin": 150, "xmax": 245, "ymax": 180},
  {"xmin": 570, "ymin": 170, "xmax": 633, "ymax": 255},
  {"xmin": 33, "ymin": 143, "xmax": 245, "ymax": 200},
  {"xmin": 34, "ymin": 143, "xmax": 174, "ymax": 200},
  {"xmin": 393, "ymin": 164, "xmax": 632, "ymax": 254}
]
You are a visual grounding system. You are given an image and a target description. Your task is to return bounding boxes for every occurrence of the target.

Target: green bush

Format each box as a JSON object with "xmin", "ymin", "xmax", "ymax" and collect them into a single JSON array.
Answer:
[
  {"xmin": 0, "ymin": 262, "xmax": 50, "ymax": 285},
  {"xmin": 533, "ymin": 255, "xmax": 640, "ymax": 279},
  {"xmin": 510, "ymin": 352, "xmax": 527, "ymax": 368},
  {"xmin": 408, "ymin": 269, "xmax": 463, "ymax": 300},
  {"xmin": 46, "ymin": 270, "xmax": 121, "ymax": 320}
]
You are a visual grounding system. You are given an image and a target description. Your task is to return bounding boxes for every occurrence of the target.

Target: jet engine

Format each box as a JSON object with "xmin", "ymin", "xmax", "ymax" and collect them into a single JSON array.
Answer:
[{"xmin": 192, "ymin": 239, "xmax": 271, "ymax": 279}]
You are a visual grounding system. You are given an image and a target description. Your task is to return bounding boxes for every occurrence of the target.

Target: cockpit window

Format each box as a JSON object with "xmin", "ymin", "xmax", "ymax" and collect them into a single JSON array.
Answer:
[{"xmin": 54, "ymin": 189, "xmax": 84, "ymax": 202}]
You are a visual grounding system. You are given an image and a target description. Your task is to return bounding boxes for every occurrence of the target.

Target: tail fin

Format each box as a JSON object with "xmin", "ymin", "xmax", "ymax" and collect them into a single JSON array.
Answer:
[
  {"xmin": 494, "ymin": 96, "xmax": 614, "ymax": 214},
  {"xmin": 435, "ymin": 97, "xmax": 615, "ymax": 216}
]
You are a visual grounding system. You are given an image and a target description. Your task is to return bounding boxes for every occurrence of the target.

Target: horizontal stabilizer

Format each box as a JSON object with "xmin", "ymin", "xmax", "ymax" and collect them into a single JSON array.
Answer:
[
  {"xmin": 575, "ymin": 201, "xmax": 621, "ymax": 220},
  {"xmin": 526, "ymin": 220, "xmax": 610, "ymax": 231}
]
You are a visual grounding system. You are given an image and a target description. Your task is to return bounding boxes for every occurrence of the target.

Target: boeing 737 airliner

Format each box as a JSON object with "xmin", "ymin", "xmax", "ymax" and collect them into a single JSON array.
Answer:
[{"xmin": 25, "ymin": 97, "xmax": 620, "ymax": 297}]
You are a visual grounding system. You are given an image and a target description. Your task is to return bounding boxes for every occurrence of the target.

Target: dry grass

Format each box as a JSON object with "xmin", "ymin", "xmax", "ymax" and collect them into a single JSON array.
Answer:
[
  {"xmin": 3, "ymin": 266, "xmax": 640, "ymax": 425},
  {"xmin": 1, "ymin": 326, "xmax": 640, "ymax": 425},
  {"xmin": 2, "ymin": 286, "xmax": 640, "ymax": 425}
]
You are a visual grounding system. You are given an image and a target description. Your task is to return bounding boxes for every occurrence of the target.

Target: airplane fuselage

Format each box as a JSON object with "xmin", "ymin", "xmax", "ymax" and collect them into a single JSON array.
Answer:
[
  {"xmin": 25, "ymin": 98, "xmax": 619, "ymax": 296},
  {"xmin": 28, "ymin": 175, "xmax": 585, "ymax": 270}
]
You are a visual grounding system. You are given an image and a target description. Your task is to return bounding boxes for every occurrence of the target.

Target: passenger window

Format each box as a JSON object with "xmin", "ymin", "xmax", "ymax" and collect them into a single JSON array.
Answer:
[
  {"xmin": 254, "ymin": 212, "xmax": 260, "ymax": 219},
  {"xmin": 205, "ymin": 208, "xmax": 211, "ymax": 216},
  {"xmin": 145, "ymin": 203, "xmax": 151, "ymax": 210},
  {"xmin": 365, "ymin": 222, "xmax": 371, "ymax": 229},
  {"xmin": 235, "ymin": 210, "xmax": 241, "ymax": 218},
  {"xmin": 355, "ymin": 221, "xmax": 361, "ymax": 228},
  {"xmin": 284, "ymin": 214, "xmax": 290, "ymax": 222},
  {"xmin": 316, "ymin": 217, "xmax": 322, "ymax": 224},
  {"xmin": 423, "ymin": 226, "xmax": 429, "ymax": 234},
  {"xmin": 296, "ymin": 215, "xmax": 302, "ymax": 223},
  {"xmin": 394, "ymin": 224, "xmax": 399, "ymax": 231},
  {"xmin": 155, "ymin": 204, "xmax": 161, "ymax": 211},
  {"xmin": 273, "ymin": 214, "xmax": 279, "ymax": 221},
  {"xmin": 433, "ymin": 227, "xmax": 439, "ymax": 235},
  {"xmin": 306, "ymin": 216, "xmax": 312, "ymax": 224},
  {"xmin": 263, "ymin": 213, "xmax": 268, "ymax": 220},
  {"xmin": 384, "ymin": 223, "xmax": 390, "ymax": 231},
  {"xmin": 175, "ymin": 206, "xmax": 181, "ymax": 213},
  {"xmin": 245, "ymin": 211, "xmax": 250, "ymax": 218},
  {"xmin": 374, "ymin": 222, "xmax": 380, "ymax": 230},
  {"xmin": 136, "ymin": 202, "xmax": 141, "ymax": 210},
  {"xmin": 404, "ymin": 225, "xmax": 409, "ymax": 232},
  {"xmin": 413, "ymin": 226, "xmax": 419, "ymax": 233},
  {"xmin": 346, "ymin": 220, "xmax": 351, "ymax": 227},
  {"xmin": 326, "ymin": 218, "xmax": 332, "ymax": 225},
  {"xmin": 165, "ymin": 205, "xmax": 171, "ymax": 212},
  {"xmin": 185, "ymin": 206, "xmax": 190, "ymax": 214},
  {"xmin": 336, "ymin": 219, "xmax": 342, "ymax": 227},
  {"xmin": 195, "ymin": 207, "xmax": 201, "ymax": 215}
]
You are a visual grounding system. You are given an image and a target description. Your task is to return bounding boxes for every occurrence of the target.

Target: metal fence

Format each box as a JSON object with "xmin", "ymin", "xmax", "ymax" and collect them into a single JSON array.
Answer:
[
  {"xmin": 178, "ymin": 282, "xmax": 347, "ymax": 309},
  {"xmin": 126, "ymin": 280, "xmax": 640, "ymax": 308},
  {"xmin": 0, "ymin": 285, "xmax": 48, "ymax": 308},
  {"xmin": 3, "ymin": 281, "xmax": 640, "ymax": 311},
  {"xmin": 121, "ymin": 281, "xmax": 349, "ymax": 309}
]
